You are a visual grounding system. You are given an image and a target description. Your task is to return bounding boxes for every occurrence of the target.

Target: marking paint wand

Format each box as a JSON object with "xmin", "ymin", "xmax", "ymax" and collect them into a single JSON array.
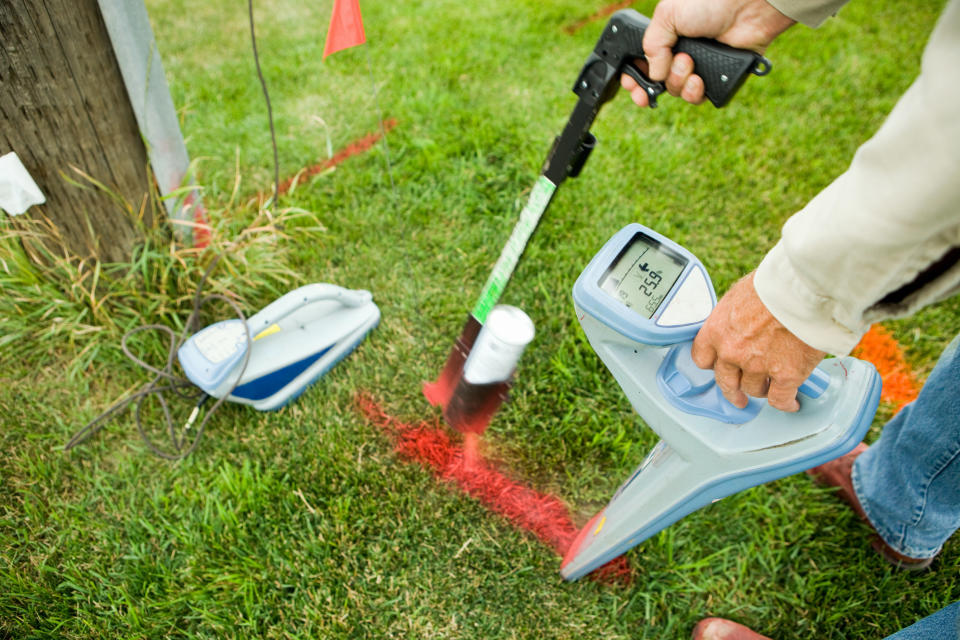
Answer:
[{"xmin": 423, "ymin": 179, "xmax": 555, "ymax": 409}]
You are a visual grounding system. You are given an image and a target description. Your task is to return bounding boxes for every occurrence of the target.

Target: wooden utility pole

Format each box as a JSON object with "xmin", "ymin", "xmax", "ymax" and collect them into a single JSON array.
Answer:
[{"xmin": 1, "ymin": 0, "xmax": 154, "ymax": 263}]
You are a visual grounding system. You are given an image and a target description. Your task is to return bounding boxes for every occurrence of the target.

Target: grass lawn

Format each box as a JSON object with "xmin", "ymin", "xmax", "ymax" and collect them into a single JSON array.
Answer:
[{"xmin": 2, "ymin": 0, "xmax": 958, "ymax": 637}]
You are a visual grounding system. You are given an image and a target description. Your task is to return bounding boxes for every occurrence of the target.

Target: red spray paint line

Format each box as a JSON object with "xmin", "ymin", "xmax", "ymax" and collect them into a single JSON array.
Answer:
[
  {"xmin": 276, "ymin": 119, "xmax": 398, "ymax": 196},
  {"xmin": 852, "ymin": 324, "xmax": 922, "ymax": 414},
  {"xmin": 192, "ymin": 122, "xmax": 399, "ymax": 247},
  {"xmin": 356, "ymin": 392, "xmax": 633, "ymax": 585},
  {"xmin": 563, "ymin": 0, "xmax": 634, "ymax": 34}
]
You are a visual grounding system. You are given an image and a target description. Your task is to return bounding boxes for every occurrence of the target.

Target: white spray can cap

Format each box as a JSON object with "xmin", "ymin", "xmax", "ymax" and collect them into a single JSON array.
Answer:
[{"xmin": 462, "ymin": 305, "xmax": 535, "ymax": 385}]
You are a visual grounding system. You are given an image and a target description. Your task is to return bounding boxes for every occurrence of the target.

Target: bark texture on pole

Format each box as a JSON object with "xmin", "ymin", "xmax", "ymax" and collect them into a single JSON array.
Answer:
[{"xmin": 1, "ymin": 0, "xmax": 155, "ymax": 263}]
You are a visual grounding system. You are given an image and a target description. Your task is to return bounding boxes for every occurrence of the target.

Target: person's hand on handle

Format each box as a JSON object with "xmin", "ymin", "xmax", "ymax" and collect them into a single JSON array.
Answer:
[
  {"xmin": 691, "ymin": 272, "xmax": 825, "ymax": 412},
  {"xmin": 622, "ymin": 0, "xmax": 796, "ymax": 106}
]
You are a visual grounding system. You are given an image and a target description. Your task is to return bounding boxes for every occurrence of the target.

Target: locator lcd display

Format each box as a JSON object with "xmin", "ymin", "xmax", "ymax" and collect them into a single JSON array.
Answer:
[{"xmin": 599, "ymin": 232, "xmax": 688, "ymax": 319}]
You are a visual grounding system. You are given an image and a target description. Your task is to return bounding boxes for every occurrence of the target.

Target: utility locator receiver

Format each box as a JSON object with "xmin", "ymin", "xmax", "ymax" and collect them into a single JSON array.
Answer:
[{"xmin": 560, "ymin": 223, "xmax": 881, "ymax": 580}]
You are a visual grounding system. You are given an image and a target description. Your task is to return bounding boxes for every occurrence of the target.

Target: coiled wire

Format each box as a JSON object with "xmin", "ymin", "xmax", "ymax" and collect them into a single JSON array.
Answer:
[{"xmin": 64, "ymin": 257, "xmax": 252, "ymax": 460}]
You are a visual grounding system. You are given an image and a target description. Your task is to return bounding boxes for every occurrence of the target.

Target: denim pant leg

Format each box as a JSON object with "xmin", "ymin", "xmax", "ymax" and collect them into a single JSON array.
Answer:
[
  {"xmin": 883, "ymin": 601, "xmax": 960, "ymax": 640},
  {"xmin": 852, "ymin": 333, "xmax": 960, "ymax": 559}
]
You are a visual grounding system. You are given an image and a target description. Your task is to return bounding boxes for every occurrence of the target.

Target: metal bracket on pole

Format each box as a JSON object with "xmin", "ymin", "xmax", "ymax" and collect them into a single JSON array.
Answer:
[{"xmin": 96, "ymin": 0, "xmax": 206, "ymax": 245}]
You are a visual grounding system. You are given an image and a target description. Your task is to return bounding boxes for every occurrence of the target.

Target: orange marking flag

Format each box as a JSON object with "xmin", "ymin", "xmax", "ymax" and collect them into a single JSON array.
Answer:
[{"xmin": 323, "ymin": 0, "xmax": 366, "ymax": 59}]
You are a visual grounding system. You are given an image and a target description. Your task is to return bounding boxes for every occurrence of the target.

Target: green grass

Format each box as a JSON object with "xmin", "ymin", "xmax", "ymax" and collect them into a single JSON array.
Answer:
[{"xmin": 2, "ymin": 0, "xmax": 958, "ymax": 637}]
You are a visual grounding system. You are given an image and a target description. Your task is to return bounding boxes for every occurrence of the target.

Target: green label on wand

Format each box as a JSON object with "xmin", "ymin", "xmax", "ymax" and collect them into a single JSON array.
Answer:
[{"xmin": 471, "ymin": 176, "xmax": 557, "ymax": 323}]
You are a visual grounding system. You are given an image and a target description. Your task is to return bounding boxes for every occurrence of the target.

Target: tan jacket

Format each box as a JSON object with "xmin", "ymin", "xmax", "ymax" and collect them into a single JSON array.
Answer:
[{"xmin": 754, "ymin": 0, "xmax": 960, "ymax": 355}]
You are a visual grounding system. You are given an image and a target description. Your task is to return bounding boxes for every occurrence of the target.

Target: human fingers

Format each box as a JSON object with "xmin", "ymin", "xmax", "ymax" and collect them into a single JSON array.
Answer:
[
  {"xmin": 766, "ymin": 378, "xmax": 801, "ymax": 412},
  {"xmin": 624, "ymin": 60, "xmax": 705, "ymax": 106},
  {"xmin": 643, "ymin": 1, "xmax": 680, "ymax": 82},
  {"xmin": 714, "ymin": 359, "xmax": 749, "ymax": 409},
  {"xmin": 739, "ymin": 371, "xmax": 770, "ymax": 398},
  {"xmin": 620, "ymin": 73, "xmax": 651, "ymax": 107},
  {"xmin": 680, "ymin": 73, "xmax": 706, "ymax": 105},
  {"xmin": 690, "ymin": 332, "xmax": 717, "ymax": 370},
  {"xmin": 663, "ymin": 54, "xmax": 706, "ymax": 105},
  {"xmin": 664, "ymin": 53, "xmax": 694, "ymax": 97}
]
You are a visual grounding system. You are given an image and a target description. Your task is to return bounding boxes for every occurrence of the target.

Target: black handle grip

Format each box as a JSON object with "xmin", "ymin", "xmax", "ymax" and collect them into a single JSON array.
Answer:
[
  {"xmin": 673, "ymin": 37, "xmax": 771, "ymax": 107},
  {"xmin": 576, "ymin": 9, "xmax": 771, "ymax": 108}
]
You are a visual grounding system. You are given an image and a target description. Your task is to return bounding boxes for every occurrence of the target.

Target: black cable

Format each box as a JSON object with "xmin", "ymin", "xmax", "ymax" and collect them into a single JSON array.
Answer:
[
  {"xmin": 65, "ymin": 256, "xmax": 252, "ymax": 460},
  {"xmin": 66, "ymin": 7, "xmax": 285, "ymax": 460},
  {"xmin": 248, "ymin": 0, "xmax": 280, "ymax": 207}
]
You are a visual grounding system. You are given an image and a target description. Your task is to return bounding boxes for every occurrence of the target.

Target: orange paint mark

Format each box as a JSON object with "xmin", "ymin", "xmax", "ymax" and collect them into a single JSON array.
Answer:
[
  {"xmin": 563, "ymin": 0, "xmax": 634, "ymax": 35},
  {"xmin": 852, "ymin": 324, "xmax": 921, "ymax": 413},
  {"xmin": 277, "ymin": 119, "xmax": 398, "ymax": 196},
  {"xmin": 356, "ymin": 392, "xmax": 633, "ymax": 586}
]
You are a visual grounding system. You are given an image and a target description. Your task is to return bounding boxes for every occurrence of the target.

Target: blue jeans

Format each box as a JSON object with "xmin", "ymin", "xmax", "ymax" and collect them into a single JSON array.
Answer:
[
  {"xmin": 853, "ymin": 333, "xmax": 960, "ymax": 559},
  {"xmin": 852, "ymin": 333, "xmax": 960, "ymax": 639},
  {"xmin": 884, "ymin": 601, "xmax": 959, "ymax": 639}
]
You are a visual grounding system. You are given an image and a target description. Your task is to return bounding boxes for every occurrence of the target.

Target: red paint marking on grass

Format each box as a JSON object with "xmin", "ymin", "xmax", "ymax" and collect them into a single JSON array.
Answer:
[
  {"xmin": 185, "ymin": 191, "xmax": 211, "ymax": 249},
  {"xmin": 356, "ymin": 392, "xmax": 633, "ymax": 586},
  {"xmin": 563, "ymin": 0, "xmax": 634, "ymax": 34},
  {"xmin": 277, "ymin": 118, "xmax": 398, "ymax": 196},
  {"xmin": 852, "ymin": 324, "xmax": 921, "ymax": 414}
]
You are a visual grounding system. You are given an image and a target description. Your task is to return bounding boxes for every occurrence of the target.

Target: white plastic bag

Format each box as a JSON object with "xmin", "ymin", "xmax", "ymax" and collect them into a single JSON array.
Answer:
[{"xmin": 0, "ymin": 152, "xmax": 45, "ymax": 216}]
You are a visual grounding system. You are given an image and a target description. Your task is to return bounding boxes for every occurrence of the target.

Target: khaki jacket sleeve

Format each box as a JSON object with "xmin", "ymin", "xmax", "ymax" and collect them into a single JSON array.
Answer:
[
  {"xmin": 767, "ymin": 0, "xmax": 850, "ymax": 28},
  {"xmin": 754, "ymin": 0, "xmax": 960, "ymax": 355}
]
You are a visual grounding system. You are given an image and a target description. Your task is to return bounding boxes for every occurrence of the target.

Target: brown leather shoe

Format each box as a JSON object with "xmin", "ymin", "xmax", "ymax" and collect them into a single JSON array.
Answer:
[
  {"xmin": 691, "ymin": 618, "xmax": 772, "ymax": 640},
  {"xmin": 805, "ymin": 442, "xmax": 934, "ymax": 571}
]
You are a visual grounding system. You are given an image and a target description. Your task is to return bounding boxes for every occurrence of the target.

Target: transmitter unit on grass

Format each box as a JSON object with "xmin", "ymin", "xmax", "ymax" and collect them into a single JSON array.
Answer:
[
  {"xmin": 560, "ymin": 223, "xmax": 882, "ymax": 581},
  {"xmin": 178, "ymin": 283, "xmax": 380, "ymax": 411}
]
